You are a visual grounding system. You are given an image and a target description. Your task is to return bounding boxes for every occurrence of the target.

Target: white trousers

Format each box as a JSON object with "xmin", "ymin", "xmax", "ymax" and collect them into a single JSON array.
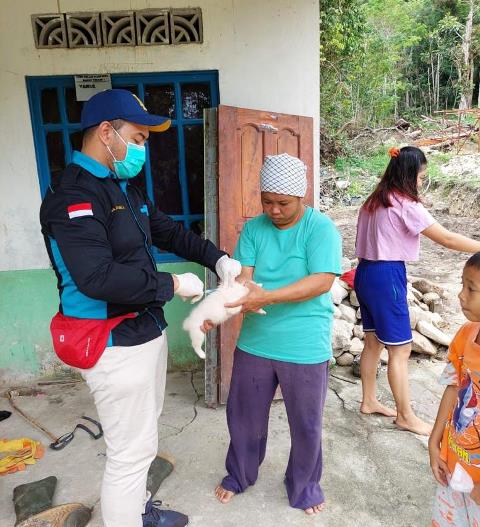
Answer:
[{"xmin": 82, "ymin": 334, "xmax": 168, "ymax": 527}]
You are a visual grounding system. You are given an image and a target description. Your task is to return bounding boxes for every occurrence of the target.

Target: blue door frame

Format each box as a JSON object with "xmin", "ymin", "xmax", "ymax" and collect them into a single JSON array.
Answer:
[{"xmin": 26, "ymin": 71, "xmax": 219, "ymax": 262}]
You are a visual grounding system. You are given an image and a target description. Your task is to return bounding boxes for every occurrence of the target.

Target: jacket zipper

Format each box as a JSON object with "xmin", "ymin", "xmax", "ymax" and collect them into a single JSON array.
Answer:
[
  {"xmin": 119, "ymin": 182, "xmax": 163, "ymax": 333},
  {"xmin": 145, "ymin": 308, "xmax": 163, "ymax": 331},
  {"xmin": 121, "ymin": 182, "xmax": 157, "ymax": 271}
]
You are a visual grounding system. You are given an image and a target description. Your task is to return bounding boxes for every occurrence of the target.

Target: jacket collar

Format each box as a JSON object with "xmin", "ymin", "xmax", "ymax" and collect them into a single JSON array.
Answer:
[{"xmin": 72, "ymin": 150, "xmax": 113, "ymax": 179}]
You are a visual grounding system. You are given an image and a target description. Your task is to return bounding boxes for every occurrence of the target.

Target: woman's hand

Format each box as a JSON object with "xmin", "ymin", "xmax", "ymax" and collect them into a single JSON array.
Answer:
[
  {"xmin": 201, "ymin": 320, "xmax": 215, "ymax": 333},
  {"xmin": 429, "ymin": 442, "xmax": 450, "ymax": 486},
  {"xmin": 225, "ymin": 281, "xmax": 270, "ymax": 313}
]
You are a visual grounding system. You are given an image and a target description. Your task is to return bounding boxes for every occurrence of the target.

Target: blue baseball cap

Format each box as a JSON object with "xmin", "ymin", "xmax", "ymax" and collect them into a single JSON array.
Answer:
[{"xmin": 80, "ymin": 89, "xmax": 171, "ymax": 132}]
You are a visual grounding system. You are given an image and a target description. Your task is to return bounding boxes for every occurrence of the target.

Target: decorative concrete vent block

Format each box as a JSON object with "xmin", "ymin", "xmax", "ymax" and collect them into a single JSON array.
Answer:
[
  {"xmin": 66, "ymin": 12, "xmax": 102, "ymax": 48},
  {"xmin": 32, "ymin": 9, "xmax": 203, "ymax": 49},
  {"xmin": 31, "ymin": 13, "xmax": 68, "ymax": 49},
  {"xmin": 136, "ymin": 9, "xmax": 170, "ymax": 45},
  {"xmin": 101, "ymin": 11, "xmax": 136, "ymax": 47},
  {"xmin": 170, "ymin": 8, "xmax": 203, "ymax": 44}
]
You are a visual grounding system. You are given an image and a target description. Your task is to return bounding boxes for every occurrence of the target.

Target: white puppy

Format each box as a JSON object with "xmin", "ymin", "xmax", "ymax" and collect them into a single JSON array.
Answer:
[{"xmin": 183, "ymin": 281, "xmax": 266, "ymax": 359}]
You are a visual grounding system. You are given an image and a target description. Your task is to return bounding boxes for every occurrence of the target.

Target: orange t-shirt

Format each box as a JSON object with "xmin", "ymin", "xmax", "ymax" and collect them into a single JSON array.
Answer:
[{"xmin": 441, "ymin": 322, "xmax": 480, "ymax": 482}]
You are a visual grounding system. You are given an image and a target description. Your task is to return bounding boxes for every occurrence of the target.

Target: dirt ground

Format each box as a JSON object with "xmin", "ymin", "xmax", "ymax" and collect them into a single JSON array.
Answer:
[
  {"xmin": 2, "ymin": 368, "xmax": 443, "ymax": 527},
  {"xmin": 330, "ymin": 206, "xmax": 480, "ymax": 334}
]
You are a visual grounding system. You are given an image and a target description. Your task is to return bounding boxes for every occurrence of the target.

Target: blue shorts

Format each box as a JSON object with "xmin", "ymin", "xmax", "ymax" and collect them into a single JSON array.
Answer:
[{"xmin": 354, "ymin": 260, "xmax": 412, "ymax": 346}]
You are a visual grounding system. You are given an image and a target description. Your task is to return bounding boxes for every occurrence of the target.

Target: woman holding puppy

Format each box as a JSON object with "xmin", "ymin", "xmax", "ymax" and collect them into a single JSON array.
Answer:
[{"xmin": 206, "ymin": 154, "xmax": 342, "ymax": 515}]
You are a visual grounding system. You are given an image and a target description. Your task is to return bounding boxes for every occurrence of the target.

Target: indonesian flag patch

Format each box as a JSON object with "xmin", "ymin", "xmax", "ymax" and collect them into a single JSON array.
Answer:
[{"xmin": 67, "ymin": 203, "xmax": 93, "ymax": 219}]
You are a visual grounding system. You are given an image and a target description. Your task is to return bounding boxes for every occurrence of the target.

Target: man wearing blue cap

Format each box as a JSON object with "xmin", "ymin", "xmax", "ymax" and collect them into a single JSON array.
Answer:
[{"xmin": 40, "ymin": 89, "xmax": 241, "ymax": 527}]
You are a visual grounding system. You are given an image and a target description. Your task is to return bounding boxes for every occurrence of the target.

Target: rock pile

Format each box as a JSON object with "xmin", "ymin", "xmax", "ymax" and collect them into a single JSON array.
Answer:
[
  {"xmin": 439, "ymin": 153, "xmax": 480, "ymax": 181},
  {"xmin": 331, "ymin": 260, "xmax": 454, "ymax": 372}
]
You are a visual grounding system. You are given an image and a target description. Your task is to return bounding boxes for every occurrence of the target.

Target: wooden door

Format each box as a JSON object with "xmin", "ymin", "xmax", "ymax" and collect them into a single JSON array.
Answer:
[{"xmin": 216, "ymin": 105, "xmax": 314, "ymax": 404}]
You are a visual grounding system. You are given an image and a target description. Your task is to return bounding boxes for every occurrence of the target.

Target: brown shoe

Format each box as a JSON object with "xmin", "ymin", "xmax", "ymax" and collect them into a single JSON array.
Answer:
[{"xmin": 16, "ymin": 503, "xmax": 91, "ymax": 527}]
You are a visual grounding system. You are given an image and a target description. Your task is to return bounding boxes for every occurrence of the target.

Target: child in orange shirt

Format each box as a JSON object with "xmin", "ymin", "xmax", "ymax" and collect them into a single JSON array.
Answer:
[{"xmin": 429, "ymin": 252, "xmax": 480, "ymax": 526}]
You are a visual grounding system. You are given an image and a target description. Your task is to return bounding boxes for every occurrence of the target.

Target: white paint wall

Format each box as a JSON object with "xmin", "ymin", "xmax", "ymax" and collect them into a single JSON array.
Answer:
[{"xmin": 0, "ymin": 0, "xmax": 319, "ymax": 271}]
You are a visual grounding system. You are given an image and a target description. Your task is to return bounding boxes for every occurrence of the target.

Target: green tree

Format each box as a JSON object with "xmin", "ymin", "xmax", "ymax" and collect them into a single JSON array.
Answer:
[{"xmin": 320, "ymin": 0, "xmax": 480, "ymax": 139}]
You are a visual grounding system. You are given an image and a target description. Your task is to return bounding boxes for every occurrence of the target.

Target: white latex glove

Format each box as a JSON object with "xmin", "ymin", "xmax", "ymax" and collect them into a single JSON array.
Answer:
[
  {"xmin": 174, "ymin": 273, "xmax": 204, "ymax": 304},
  {"xmin": 215, "ymin": 255, "xmax": 242, "ymax": 286}
]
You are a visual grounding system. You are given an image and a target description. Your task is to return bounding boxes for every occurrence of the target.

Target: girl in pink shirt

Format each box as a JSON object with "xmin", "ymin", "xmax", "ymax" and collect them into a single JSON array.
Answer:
[{"xmin": 354, "ymin": 146, "xmax": 480, "ymax": 436}]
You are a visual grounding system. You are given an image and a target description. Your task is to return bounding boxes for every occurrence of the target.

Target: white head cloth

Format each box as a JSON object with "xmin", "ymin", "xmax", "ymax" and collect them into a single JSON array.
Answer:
[{"xmin": 260, "ymin": 153, "xmax": 307, "ymax": 197}]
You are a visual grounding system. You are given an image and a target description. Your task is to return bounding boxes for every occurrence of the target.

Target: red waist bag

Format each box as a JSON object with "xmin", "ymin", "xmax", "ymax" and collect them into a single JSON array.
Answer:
[
  {"xmin": 50, "ymin": 312, "xmax": 136, "ymax": 369},
  {"xmin": 340, "ymin": 268, "xmax": 356, "ymax": 289}
]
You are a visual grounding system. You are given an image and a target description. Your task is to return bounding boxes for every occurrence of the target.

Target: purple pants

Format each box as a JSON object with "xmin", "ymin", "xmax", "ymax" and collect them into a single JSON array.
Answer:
[{"xmin": 221, "ymin": 348, "xmax": 329, "ymax": 510}]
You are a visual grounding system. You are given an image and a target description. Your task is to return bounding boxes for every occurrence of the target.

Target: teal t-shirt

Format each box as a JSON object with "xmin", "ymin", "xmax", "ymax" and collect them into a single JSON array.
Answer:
[{"xmin": 234, "ymin": 207, "xmax": 342, "ymax": 364}]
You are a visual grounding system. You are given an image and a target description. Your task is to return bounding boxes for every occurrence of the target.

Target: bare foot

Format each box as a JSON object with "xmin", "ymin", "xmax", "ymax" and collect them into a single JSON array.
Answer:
[
  {"xmin": 394, "ymin": 414, "xmax": 432, "ymax": 436},
  {"xmin": 215, "ymin": 485, "xmax": 235, "ymax": 504},
  {"xmin": 360, "ymin": 401, "xmax": 397, "ymax": 417},
  {"xmin": 304, "ymin": 503, "xmax": 325, "ymax": 515}
]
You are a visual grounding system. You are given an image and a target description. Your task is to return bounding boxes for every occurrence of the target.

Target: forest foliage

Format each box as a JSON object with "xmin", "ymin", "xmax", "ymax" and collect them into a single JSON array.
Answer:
[{"xmin": 320, "ymin": 0, "xmax": 480, "ymax": 133}]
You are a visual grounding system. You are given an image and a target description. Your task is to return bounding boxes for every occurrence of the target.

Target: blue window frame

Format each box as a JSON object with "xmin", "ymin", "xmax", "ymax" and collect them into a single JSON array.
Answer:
[{"xmin": 26, "ymin": 71, "xmax": 219, "ymax": 262}]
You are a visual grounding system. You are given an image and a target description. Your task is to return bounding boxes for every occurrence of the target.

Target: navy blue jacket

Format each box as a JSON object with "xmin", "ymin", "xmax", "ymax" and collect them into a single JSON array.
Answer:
[{"xmin": 40, "ymin": 151, "xmax": 225, "ymax": 347}]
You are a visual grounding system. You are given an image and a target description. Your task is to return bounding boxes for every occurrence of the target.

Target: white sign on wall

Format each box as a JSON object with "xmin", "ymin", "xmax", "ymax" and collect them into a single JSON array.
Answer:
[{"xmin": 74, "ymin": 74, "xmax": 112, "ymax": 101}]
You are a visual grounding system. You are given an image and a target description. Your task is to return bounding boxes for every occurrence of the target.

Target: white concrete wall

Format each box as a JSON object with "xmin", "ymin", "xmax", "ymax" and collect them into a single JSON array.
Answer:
[{"xmin": 0, "ymin": 0, "xmax": 319, "ymax": 271}]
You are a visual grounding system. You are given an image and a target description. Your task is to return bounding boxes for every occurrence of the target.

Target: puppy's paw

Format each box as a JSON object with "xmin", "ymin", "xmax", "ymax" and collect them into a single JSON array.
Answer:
[{"xmin": 194, "ymin": 348, "xmax": 206, "ymax": 359}]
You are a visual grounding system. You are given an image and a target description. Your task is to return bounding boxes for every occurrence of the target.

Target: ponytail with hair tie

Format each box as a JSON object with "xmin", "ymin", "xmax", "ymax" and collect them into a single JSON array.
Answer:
[
  {"xmin": 363, "ymin": 145, "xmax": 427, "ymax": 212},
  {"xmin": 388, "ymin": 147, "xmax": 400, "ymax": 158}
]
